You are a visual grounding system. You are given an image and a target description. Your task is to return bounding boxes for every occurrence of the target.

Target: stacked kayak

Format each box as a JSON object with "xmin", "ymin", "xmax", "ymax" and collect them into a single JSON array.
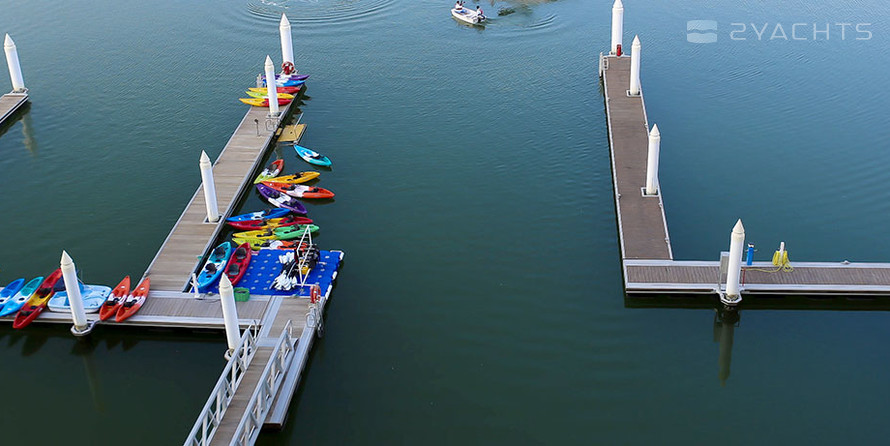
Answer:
[
  {"xmin": 228, "ymin": 208, "xmax": 291, "ymax": 222},
  {"xmin": 196, "ymin": 242, "xmax": 234, "ymax": 292},
  {"xmin": 239, "ymin": 97, "xmax": 293, "ymax": 107},
  {"xmin": 13, "ymin": 269, "xmax": 63, "ymax": 329},
  {"xmin": 249, "ymin": 86, "xmax": 301, "ymax": 94},
  {"xmin": 227, "ymin": 214, "xmax": 313, "ymax": 231},
  {"xmin": 264, "ymin": 171, "xmax": 320, "ymax": 184},
  {"xmin": 262, "ymin": 182, "xmax": 335, "ymax": 199},
  {"xmin": 256, "ymin": 183, "xmax": 308, "ymax": 215},
  {"xmin": 246, "ymin": 91, "xmax": 295, "ymax": 100},
  {"xmin": 254, "ymin": 159, "xmax": 285, "ymax": 184},
  {"xmin": 99, "ymin": 277, "xmax": 131, "ymax": 321},
  {"xmin": 0, "ymin": 277, "xmax": 43, "ymax": 317},
  {"xmin": 117, "ymin": 277, "xmax": 150, "ymax": 322}
]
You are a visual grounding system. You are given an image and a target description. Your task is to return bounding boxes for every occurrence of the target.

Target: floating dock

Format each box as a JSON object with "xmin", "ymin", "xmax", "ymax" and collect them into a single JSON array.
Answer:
[
  {"xmin": 1, "ymin": 83, "xmax": 343, "ymax": 444},
  {"xmin": 0, "ymin": 92, "xmax": 28, "ymax": 126},
  {"xmin": 601, "ymin": 54, "xmax": 890, "ymax": 296}
]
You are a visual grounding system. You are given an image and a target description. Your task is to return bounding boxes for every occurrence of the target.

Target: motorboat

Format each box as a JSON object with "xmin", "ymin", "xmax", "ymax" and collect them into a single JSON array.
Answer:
[{"xmin": 451, "ymin": 6, "xmax": 485, "ymax": 25}]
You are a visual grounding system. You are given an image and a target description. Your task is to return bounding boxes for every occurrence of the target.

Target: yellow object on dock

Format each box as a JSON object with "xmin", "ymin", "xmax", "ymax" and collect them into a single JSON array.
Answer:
[{"xmin": 278, "ymin": 123, "xmax": 306, "ymax": 142}]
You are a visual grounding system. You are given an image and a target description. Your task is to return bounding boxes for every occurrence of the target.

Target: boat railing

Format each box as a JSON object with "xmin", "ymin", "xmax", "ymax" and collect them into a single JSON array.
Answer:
[
  {"xmin": 232, "ymin": 320, "xmax": 297, "ymax": 445},
  {"xmin": 183, "ymin": 324, "xmax": 260, "ymax": 446}
]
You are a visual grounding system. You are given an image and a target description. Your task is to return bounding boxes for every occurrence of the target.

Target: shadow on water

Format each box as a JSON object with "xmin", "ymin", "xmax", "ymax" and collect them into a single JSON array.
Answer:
[{"xmin": 626, "ymin": 293, "xmax": 890, "ymax": 387}]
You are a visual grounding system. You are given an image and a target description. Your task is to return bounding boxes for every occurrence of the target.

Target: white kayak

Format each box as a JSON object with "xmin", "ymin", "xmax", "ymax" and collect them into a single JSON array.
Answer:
[
  {"xmin": 48, "ymin": 284, "xmax": 112, "ymax": 313},
  {"xmin": 451, "ymin": 7, "xmax": 485, "ymax": 25}
]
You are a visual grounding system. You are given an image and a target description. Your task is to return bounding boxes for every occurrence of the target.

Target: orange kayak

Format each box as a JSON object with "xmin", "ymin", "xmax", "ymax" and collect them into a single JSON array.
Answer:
[
  {"xmin": 116, "ymin": 277, "xmax": 150, "ymax": 322},
  {"xmin": 13, "ymin": 269, "xmax": 63, "ymax": 329},
  {"xmin": 99, "ymin": 276, "xmax": 131, "ymax": 321}
]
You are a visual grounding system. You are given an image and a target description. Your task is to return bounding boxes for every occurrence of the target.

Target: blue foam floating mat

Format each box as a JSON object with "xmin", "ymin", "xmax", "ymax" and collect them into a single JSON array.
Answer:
[{"xmin": 207, "ymin": 249, "xmax": 343, "ymax": 296}]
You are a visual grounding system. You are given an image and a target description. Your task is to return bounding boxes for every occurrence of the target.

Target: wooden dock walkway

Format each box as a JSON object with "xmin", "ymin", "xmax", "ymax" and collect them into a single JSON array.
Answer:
[
  {"xmin": 0, "ymin": 92, "xmax": 29, "ymax": 126},
  {"xmin": 601, "ymin": 56, "xmax": 672, "ymax": 261},
  {"xmin": 144, "ymin": 105, "xmax": 305, "ymax": 292},
  {"xmin": 601, "ymin": 55, "xmax": 890, "ymax": 297}
]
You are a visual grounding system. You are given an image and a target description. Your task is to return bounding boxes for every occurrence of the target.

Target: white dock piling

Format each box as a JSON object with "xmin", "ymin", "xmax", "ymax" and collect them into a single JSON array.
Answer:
[
  {"xmin": 645, "ymin": 124, "xmax": 660, "ymax": 195},
  {"xmin": 279, "ymin": 14, "xmax": 294, "ymax": 69},
  {"xmin": 610, "ymin": 0, "xmax": 624, "ymax": 55},
  {"xmin": 723, "ymin": 220, "xmax": 745, "ymax": 304},
  {"xmin": 219, "ymin": 275, "xmax": 240, "ymax": 355},
  {"xmin": 199, "ymin": 151, "xmax": 220, "ymax": 223},
  {"xmin": 61, "ymin": 251, "xmax": 92, "ymax": 336},
  {"xmin": 629, "ymin": 35, "xmax": 641, "ymax": 95},
  {"xmin": 264, "ymin": 55, "xmax": 280, "ymax": 117},
  {"xmin": 4, "ymin": 34, "xmax": 26, "ymax": 92}
]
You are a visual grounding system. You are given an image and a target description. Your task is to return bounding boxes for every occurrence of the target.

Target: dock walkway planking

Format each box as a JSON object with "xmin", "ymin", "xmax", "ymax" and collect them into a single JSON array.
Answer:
[
  {"xmin": 0, "ymin": 92, "xmax": 29, "ymax": 126},
  {"xmin": 144, "ymin": 103, "xmax": 305, "ymax": 292},
  {"xmin": 601, "ymin": 55, "xmax": 672, "ymax": 261},
  {"xmin": 601, "ymin": 55, "xmax": 890, "ymax": 296}
]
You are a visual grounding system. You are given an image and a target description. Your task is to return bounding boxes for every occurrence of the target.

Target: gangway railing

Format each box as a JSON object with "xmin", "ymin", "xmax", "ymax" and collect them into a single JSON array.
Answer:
[
  {"xmin": 232, "ymin": 320, "xmax": 297, "ymax": 445},
  {"xmin": 184, "ymin": 324, "xmax": 260, "ymax": 446}
]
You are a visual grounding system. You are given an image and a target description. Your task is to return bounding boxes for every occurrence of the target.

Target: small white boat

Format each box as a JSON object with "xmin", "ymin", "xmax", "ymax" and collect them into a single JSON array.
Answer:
[
  {"xmin": 48, "ymin": 284, "xmax": 112, "ymax": 313},
  {"xmin": 451, "ymin": 7, "xmax": 485, "ymax": 25}
]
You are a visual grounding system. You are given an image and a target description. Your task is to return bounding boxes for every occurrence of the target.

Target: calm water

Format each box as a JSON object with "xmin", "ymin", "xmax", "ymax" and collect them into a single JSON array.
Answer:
[{"xmin": 1, "ymin": 0, "xmax": 889, "ymax": 444}]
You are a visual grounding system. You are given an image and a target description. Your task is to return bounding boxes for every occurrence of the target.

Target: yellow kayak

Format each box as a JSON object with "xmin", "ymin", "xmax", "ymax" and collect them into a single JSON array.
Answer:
[
  {"xmin": 264, "ymin": 171, "xmax": 320, "ymax": 184},
  {"xmin": 245, "ymin": 90, "xmax": 295, "ymax": 100},
  {"xmin": 232, "ymin": 230, "xmax": 277, "ymax": 241}
]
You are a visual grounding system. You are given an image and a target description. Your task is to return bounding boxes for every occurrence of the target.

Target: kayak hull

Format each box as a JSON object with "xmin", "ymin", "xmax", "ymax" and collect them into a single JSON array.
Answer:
[
  {"xmin": 116, "ymin": 277, "xmax": 150, "ymax": 322},
  {"xmin": 99, "ymin": 276, "xmax": 131, "ymax": 321}
]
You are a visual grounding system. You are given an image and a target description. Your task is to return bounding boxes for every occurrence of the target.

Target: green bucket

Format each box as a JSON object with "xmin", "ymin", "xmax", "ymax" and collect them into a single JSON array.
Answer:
[{"xmin": 234, "ymin": 287, "xmax": 250, "ymax": 302}]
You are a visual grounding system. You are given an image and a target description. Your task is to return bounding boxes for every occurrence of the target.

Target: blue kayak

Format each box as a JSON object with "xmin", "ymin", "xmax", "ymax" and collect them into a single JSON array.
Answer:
[
  {"xmin": 48, "ymin": 283, "xmax": 112, "ymax": 313},
  {"xmin": 262, "ymin": 78, "xmax": 305, "ymax": 87},
  {"xmin": 227, "ymin": 208, "xmax": 291, "ymax": 222},
  {"xmin": 0, "ymin": 276, "xmax": 42, "ymax": 317},
  {"xmin": 0, "ymin": 278, "xmax": 25, "ymax": 309},
  {"xmin": 196, "ymin": 242, "xmax": 234, "ymax": 292},
  {"xmin": 294, "ymin": 144, "xmax": 332, "ymax": 167}
]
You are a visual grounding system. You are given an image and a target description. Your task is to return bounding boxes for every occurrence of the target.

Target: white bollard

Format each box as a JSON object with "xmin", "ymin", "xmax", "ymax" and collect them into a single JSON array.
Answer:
[
  {"xmin": 264, "ymin": 55, "xmax": 279, "ymax": 117},
  {"xmin": 610, "ymin": 0, "xmax": 624, "ymax": 55},
  {"xmin": 279, "ymin": 14, "xmax": 294, "ymax": 69},
  {"xmin": 629, "ymin": 35, "xmax": 641, "ymax": 95},
  {"xmin": 724, "ymin": 220, "xmax": 745, "ymax": 302},
  {"xmin": 219, "ymin": 275, "xmax": 241, "ymax": 354},
  {"xmin": 199, "ymin": 151, "xmax": 220, "ymax": 222},
  {"xmin": 645, "ymin": 124, "xmax": 660, "ymax": 195},
  {"xmin": 4, "ymin": 34, "xmax": 26, "ymax": 92},
  {"xmin": 61, "ymin": 251, "xmax": 90, "ymax": 335}
]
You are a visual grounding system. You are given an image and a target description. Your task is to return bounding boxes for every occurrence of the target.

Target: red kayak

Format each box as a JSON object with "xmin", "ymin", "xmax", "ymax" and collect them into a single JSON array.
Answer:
[
  {"xmin": 224, "ymin": 243, "xmax": 252, "ymax": 286},
  {"xmin": 12, "ymin": 269, "xmax": 63, "ymax": 329},
  {"xmin": 99, "ymin": 276, "xmax": 131, "ymax": 321},
  {"xmin": 249, "ymin": 86, "xmax": 301, "ymax": 94},
  {"xmin": 262, "ymin": 182, "xmax": 335, "ymax": 199},
  {"xmin": 227, "ymin": 214, "xmax": 313, "ymax": 231},
  {"xmin": 116, "ymin": 277, "xmax": 150, "ymax": 322}
]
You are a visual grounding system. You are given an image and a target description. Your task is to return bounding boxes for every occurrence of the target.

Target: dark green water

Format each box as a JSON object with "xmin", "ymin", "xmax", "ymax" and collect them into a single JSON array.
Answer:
[{"xmin": 1, "ymin": 0, "xmax": 889, "ymax": 444}]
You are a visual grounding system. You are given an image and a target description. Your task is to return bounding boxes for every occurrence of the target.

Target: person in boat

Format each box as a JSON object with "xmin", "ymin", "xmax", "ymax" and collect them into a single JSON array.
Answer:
[
  {"xmin": 476, "ymin": 6, "xmax": 484, "ymax": 19},
  {"xmin": 454, "ymin": 1, "xmax": 462, "ymax": 11}
]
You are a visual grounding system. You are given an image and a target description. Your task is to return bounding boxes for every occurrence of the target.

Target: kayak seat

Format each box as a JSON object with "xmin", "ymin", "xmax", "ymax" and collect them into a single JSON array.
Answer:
[
  {"xmin": 206, "ymin": 264, "xmax": 218, "ymax": 273},
  {"xmin": 213, "ymin": 247, "xmax": 226, "ymax": 257},
  {"xmin": 228, "ymin": 264, "xmax": 241, "ymax": 275},
  {"xmin": 234, "ymin": 250, "xmax": 248, "ymax": 260}
]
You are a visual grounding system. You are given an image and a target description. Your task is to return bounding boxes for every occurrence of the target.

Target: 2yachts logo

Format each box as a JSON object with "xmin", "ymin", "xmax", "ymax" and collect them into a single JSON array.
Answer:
[{"xmin": 687, "ymin": 20, "xmax": 872, "ymax": 43}]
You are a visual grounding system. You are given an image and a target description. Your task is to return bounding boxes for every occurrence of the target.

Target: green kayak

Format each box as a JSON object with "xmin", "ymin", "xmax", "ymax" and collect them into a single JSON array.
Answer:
[{"xmin": 272, "ymin": 224, "xmax": 320, "ymax": 240}]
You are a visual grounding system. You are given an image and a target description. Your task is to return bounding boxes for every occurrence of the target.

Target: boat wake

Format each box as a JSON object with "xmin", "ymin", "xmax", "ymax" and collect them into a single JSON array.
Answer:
[{"xmin": 246, "ymin": 0, "xmax": 396, "ymax": 25}]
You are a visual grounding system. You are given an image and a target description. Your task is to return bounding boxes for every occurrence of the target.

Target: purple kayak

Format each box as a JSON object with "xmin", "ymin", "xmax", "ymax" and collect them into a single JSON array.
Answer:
[
  {"xmin": 263, "ymin": 74, "xmax": 310, "ymax": 81},
  {"xmin": 256, "ymin": 183, "xmax": 307, "ymax": 215}
]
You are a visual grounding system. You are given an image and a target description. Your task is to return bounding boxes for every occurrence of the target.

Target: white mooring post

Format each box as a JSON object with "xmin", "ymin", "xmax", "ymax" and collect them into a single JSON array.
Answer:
[
  {"xmin": 219, "ymin": 274, "xmax": 240, "ymax": 355},
  {"xmin": 645, "ymin": 124, "xmax": 660, "ymax": 195},
  {"xmin": 280, "ymin": 14, "xmax": 294, "ymax": 69},
  {"xmin": 264, "ymin": 55, "xmax": 280, "ymax": 117},
  {"xmin": 610, "ymin": 0, "xmax": 624, "ymax": 55},
  {"xmin": 61, "ymin": 251, "xmax": 92, "ymax": 336},
  {"xmin": 629, "ymin": 35, "xmax": 641, "ymax": 95},
  {"xmin": 199, "ymin": 151, "xmax": 220, "ymax": 223},
  {"xmin": 723, "ymin": 220, "xmax": 745, "ymax": 305},
  {"xmin": 4, "ymin": 34, "xmax": 26, "ymax": 92}
]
